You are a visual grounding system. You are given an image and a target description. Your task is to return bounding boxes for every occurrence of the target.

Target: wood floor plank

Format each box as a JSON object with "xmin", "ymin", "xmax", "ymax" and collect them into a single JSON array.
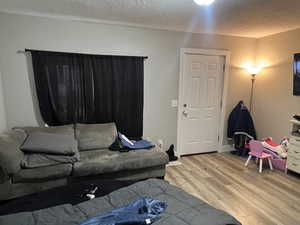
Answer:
[
  {"xmin": 206, "ymin": 154, "xmax": 300, "ymax": 225},
  {"xmin": 165, "ymin": 152, "xmax": 300, "ymax": 225},
  {"xmin": 197, "ymin": 155, "xmax": 296, "ymax": 225}
]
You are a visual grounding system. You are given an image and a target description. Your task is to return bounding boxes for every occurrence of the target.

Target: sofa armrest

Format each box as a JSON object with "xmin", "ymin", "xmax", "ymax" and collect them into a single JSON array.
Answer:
[{"xmin": 0, "ymin": 130, "xmax": 27, "ymax": 177}]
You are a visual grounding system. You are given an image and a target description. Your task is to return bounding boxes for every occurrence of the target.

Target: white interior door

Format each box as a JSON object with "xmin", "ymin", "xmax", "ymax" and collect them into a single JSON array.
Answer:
[{"xmin": 178, "ymin": 52, "xmax": 224, "ymax": 156}]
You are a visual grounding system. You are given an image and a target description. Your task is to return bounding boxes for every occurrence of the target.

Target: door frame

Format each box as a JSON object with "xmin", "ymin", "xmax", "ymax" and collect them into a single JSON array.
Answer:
[{"xmin": 177, "ymin": 48, "xmax": 231, "ymax": 157}]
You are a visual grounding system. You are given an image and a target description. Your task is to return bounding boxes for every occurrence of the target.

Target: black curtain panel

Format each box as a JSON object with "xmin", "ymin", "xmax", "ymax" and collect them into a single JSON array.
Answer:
[{"xmin": 30, "ymin": 50, "xmax": 144, "ymax": 139}]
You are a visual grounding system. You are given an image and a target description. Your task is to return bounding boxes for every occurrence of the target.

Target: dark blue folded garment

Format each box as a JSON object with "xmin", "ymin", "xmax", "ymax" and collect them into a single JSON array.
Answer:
[
  {"xmin": 119, "ymin": 133, "xmax": 155, "ymax": 150},
  {"xmin": 79, "ymin": 197, "xmax": 167, "ymax": 225}
]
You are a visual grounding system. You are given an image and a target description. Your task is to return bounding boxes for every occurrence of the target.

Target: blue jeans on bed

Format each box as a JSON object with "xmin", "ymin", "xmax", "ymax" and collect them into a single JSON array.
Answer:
[{"xmin": 79, "ymin": 197, "xmax": 167, "ymax": 225}]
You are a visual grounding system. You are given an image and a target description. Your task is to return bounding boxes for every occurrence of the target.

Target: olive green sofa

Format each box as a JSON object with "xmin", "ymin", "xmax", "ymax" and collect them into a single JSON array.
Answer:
[{"xmin": 0, "ymin": 123, "xmax": 168, "ymax": 200}]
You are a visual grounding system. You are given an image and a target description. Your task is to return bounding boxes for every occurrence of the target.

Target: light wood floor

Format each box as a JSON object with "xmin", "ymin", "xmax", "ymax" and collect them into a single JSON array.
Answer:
[{"xmin": 165, "ymin": 152, "xmax": 300, "ymax": 225}]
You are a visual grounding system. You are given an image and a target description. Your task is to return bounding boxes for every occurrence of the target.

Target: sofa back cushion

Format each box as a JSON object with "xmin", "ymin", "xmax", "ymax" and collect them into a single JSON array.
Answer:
[
  {"xmin": 14, "ymin": 125, "xmax": 74, "ymax": 136},
  {"xmin": 76, "ymin": 123, "xmax": 117, "ymax": 151},
  {"xmin": 20, "ymin": 132, "xmax": 78, "ymax": 156},
  {"xmin": 0, "ymin": 130, "xmax": 27, "ymax": 176}
]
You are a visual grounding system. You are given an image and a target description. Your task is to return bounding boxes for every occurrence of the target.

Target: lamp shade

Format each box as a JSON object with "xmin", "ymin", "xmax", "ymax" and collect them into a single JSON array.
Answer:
[{"xmin": 247, "ymin": 67, "xmax": 261, "ymax": 75}]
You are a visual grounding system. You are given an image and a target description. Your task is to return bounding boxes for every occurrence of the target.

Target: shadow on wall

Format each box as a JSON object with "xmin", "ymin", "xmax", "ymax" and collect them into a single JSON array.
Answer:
[{"xmin": 25, "ymin": 53, "xmax": 45, "ymax": 126}]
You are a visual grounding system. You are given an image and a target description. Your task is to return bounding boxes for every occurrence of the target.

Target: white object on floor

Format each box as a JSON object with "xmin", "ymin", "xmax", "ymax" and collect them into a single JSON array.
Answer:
[
  {"xmin": 167, "ymin": 161, "xmax": 182, "ymax": 166},
  {"xmin": 86, "ymin": 194, "xmax": 95, "ymax": 200}
]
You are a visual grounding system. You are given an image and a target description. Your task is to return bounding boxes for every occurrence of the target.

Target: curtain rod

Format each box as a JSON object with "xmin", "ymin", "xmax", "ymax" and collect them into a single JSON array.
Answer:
[{"xmin": 17, "ymin": 49, "xmax": 148, "ymax": 59}]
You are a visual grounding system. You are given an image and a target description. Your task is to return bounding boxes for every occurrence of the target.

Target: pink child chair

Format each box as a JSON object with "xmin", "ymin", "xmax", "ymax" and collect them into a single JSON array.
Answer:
[{"xmin": 245, "ymin": 140, "xmax": 273, "ymax": 173}]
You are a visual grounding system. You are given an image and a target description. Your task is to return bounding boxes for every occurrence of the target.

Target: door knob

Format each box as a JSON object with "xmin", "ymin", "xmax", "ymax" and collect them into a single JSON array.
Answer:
[{"xmin": 183, "ymin": 110, "xmax": 188, "ymax": 116}]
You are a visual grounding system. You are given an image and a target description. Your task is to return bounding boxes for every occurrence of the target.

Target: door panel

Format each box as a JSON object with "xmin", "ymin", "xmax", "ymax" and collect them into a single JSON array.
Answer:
[{"xmin": 179, "ymin": 53, "xmax": 224, "ymax": 155}]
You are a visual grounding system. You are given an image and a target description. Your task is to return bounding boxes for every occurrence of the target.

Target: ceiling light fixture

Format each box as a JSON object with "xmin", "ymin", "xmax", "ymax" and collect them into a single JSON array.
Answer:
[{"xmin": 194, "ymin": 0, "xmax": 215, "ymax": 6}]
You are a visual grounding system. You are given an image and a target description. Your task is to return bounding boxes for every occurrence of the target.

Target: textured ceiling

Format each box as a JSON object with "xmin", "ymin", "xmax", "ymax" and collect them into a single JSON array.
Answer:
[{"xmin": 1, "ymin": 0, "xmax": 300, "ymax": 38}]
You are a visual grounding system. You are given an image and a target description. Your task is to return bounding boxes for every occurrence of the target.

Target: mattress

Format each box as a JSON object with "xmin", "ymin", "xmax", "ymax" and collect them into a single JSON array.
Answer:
[{"xmin": 0, "ymin": 179, "xmax": 241, "ymax": 225}]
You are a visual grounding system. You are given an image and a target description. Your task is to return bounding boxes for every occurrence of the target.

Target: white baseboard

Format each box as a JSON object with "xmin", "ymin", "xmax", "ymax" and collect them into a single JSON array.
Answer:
[
  {"xmin": 174, "ymin": 145, "xmax": 233, "ymax": 156},
  {"xmin": 218, "ymin": 144, "xmax": 234, "ymax": 153},
  {"xmin": 167, "ymin": 161, "xmax": 182, "ymax": 166}
]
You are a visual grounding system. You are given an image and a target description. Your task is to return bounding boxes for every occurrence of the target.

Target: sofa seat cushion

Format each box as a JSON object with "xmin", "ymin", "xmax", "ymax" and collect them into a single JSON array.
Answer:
[
  {"xmin": 13, "ymin": 164, "xmax": 73, "ymax": 183},
  {"xmin": 72, "ymin": 149, "xmax": 169, "ymax": 177},
  {"xmin": 21, "ymin": 151, "xmax": 80, "ymax": 169}
]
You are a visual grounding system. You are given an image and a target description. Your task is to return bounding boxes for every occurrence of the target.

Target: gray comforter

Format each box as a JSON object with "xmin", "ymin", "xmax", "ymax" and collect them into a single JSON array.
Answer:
[{"xmin": 0, "ymin": 179, "xmax": 241, "ymax": 225}]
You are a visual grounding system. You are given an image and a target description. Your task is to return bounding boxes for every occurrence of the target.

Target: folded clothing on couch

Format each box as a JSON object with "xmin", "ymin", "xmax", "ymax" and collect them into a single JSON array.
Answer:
[{"xmin": 118, "ymin": 132, "xmax": 155, "ymax": 150}]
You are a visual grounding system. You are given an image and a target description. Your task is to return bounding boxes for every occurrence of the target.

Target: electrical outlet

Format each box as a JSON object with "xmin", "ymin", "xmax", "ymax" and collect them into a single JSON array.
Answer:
[
  {"xmin": 157, "ymin": 139, "xmax": 164, "ymax": 151},
  {"xmin": 171, "ymin": 100, "xmax": 178, "ymax": 107},
  {"xmin": 144, "ymin": 136, "xmax": 152, "ymax": 142}
]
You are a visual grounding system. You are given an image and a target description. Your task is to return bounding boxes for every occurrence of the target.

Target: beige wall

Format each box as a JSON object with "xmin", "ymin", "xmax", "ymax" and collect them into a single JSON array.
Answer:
[
  {"xmin": 0, "ymin": 72, "xmax": 7, "ymax": 133},
  {"xmin": 255, "ymin": 28, "xmax": 300, "ymax": 142},
  {"xmin": 0, "ymin": 12, "xmax": 296, "ymax": 146},
  {"xmin": 0, "ymin": 12, "xmax": 257, "ymax": 149}
]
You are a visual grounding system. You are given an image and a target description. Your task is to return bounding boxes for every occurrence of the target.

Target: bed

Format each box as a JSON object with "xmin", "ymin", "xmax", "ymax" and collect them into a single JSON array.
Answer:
[{"xmin": 0, "ymin": 179, "xmax": 241, "ymax": 225}]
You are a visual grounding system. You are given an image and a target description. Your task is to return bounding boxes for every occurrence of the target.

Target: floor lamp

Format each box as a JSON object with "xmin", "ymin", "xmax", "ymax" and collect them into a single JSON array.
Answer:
[{"xmin": 247, "ymin": 67, "xmax": 261, "ymax": 114}]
